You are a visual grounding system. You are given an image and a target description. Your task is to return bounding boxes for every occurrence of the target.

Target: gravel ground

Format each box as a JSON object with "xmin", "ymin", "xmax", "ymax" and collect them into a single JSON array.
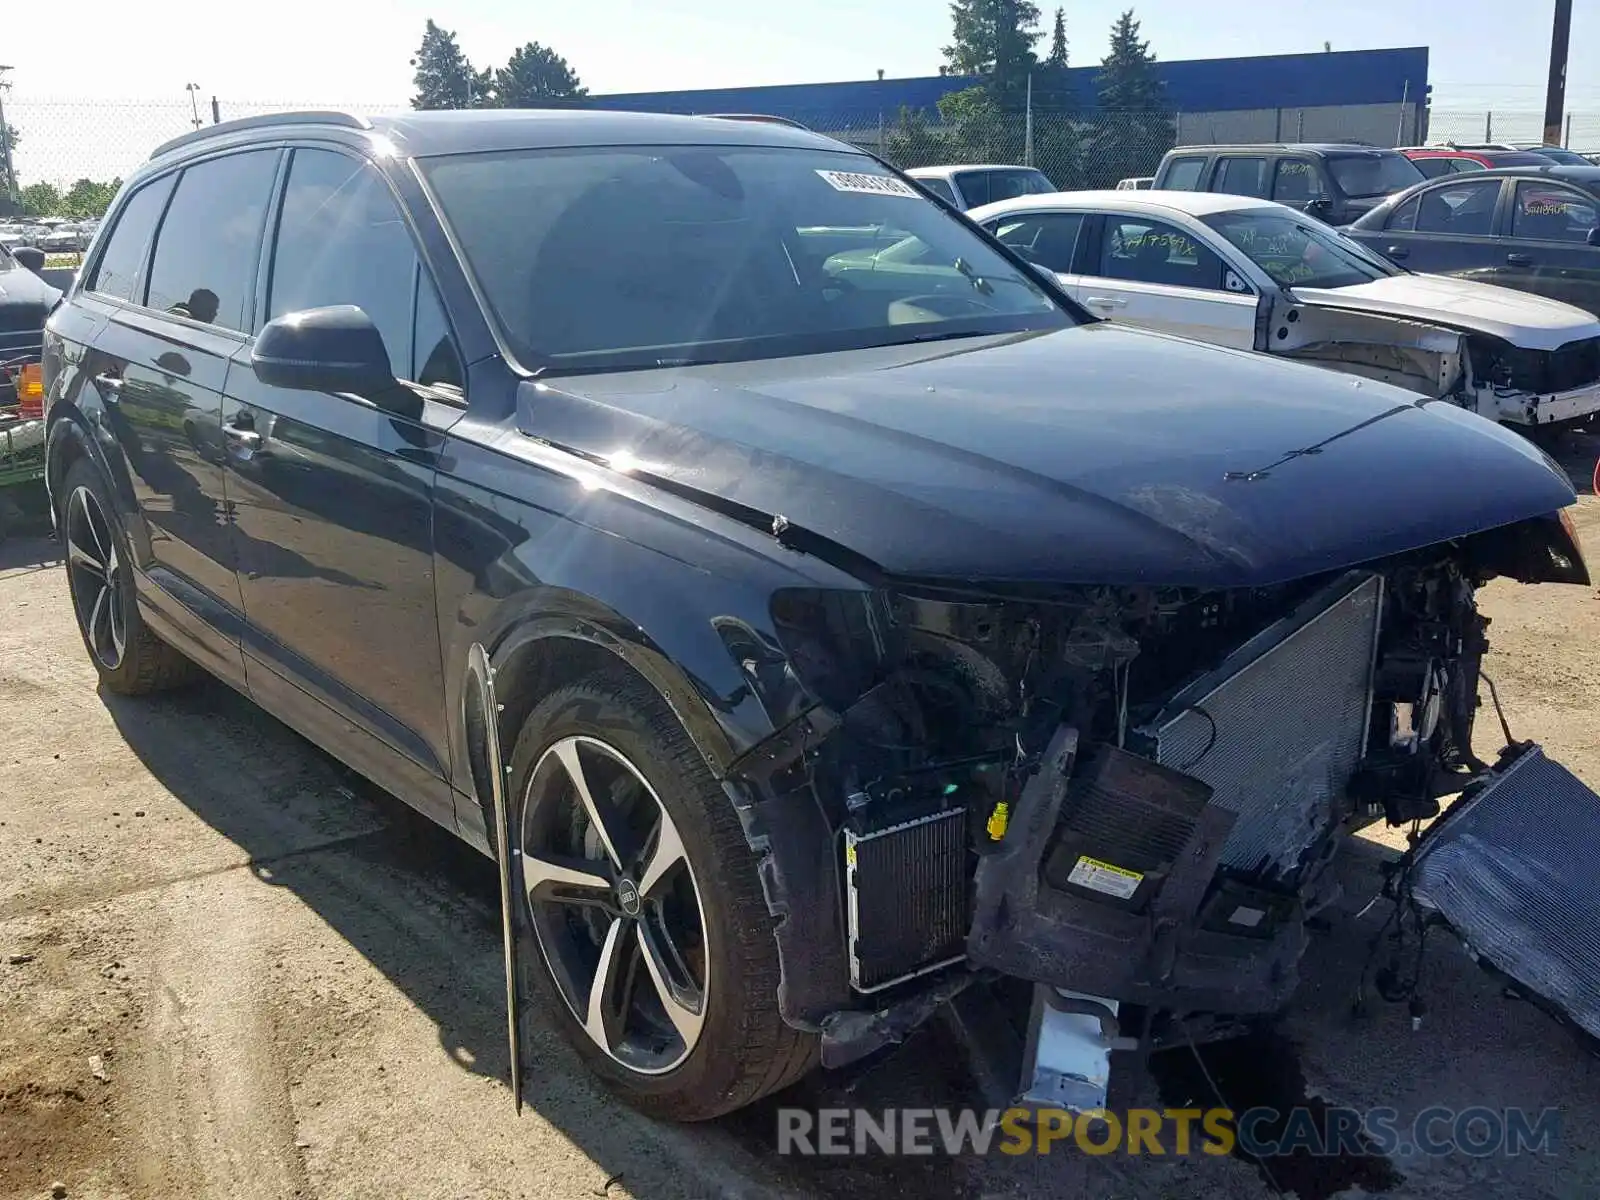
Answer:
[{"xmin": 3, "ymin": 436, "xmax": 1600, "ymax": 1200}]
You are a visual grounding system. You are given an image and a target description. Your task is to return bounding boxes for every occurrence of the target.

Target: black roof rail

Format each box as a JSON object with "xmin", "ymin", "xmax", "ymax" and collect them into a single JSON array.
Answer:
[
  {"xmin": 704, "ymin": 112, "xmax": 811, "ymax": 131},
  {"xmin": 150, "ymin": 110, "xmax": 372, "ymax": 161}
]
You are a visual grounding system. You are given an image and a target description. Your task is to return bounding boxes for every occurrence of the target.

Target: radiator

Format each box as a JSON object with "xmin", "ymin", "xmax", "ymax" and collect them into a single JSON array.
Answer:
[
  {"xmin": 845, "ymin": 808, "xmax": 969, "ymax": 992},
  {"xmin": 1146, "ymin": 573, "xmax": 1384, "ymax": 884},
  {"xmin": 1412, "ymin": 745, "xmax": 1600, "ymax": 1040}
]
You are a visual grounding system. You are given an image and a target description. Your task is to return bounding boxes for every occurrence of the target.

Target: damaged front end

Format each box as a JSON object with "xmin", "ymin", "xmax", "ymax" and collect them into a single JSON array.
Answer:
[
  {"xmin": 1273, "ymin": 299, "xmax": 1600, "ymax": 428},
  {"xmin": 729, "ymin": 510, "xmax": 1592, "ymax": 1084}
]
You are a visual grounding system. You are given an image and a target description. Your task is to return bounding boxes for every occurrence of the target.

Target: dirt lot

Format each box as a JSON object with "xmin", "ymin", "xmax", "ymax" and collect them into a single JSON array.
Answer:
[{"xmin": 3, "ymin": 438, "xmax": 1600, "ymax": 1200}]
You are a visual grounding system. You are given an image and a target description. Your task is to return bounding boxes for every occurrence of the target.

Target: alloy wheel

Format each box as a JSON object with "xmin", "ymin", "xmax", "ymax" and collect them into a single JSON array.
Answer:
[
  {"xmin": 522, "ymin": 735, "xmax": 709, "ymax": 1075},
  {"xmin": 65, "ymin": 485, "xmax": 126, "ymax": 671}
]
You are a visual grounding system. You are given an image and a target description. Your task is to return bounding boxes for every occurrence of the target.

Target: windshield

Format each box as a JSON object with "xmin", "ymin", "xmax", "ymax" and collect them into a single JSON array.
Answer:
[
  {"xmin": 1204, "ymin": 210, "xmax": 1398, "ymax": 289},
  {"xmin": 422, "ymin": 145, "xmax": 1069, "ymax": 373},
  {"xmin": 1326, "ymin": 153, "xmax": 1424, "ymax": 198}
]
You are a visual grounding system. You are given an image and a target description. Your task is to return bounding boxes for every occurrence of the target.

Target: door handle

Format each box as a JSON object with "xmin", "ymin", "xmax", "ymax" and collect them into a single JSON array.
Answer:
[
  {"xmin": 222, "ymin": 416, "xmax": 263, "ymax": 459},
  {"xmin": 1084, "ymin": 296, "xmax": 1128, "ymax": 308},
  {"xmin": 1384, "ymin": 245, "xmax": 1409, "ymax": 260},
  {"xmin": 1505, "ymin": 253, "xmax": 1533, "ymax": 266},
  {"xmin": 92, "ymin": 373, "xmax": 124, "ymax": 399}
]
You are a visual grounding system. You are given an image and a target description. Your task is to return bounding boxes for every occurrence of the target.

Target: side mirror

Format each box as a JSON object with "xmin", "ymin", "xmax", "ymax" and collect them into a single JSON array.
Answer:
[
  {"xmin": 13, "ymin": 246, "xmax": 46, "ymax": 276},
  {"xmin": 252, "ymin": 305, "xmax": 418, "ymax": 418},
  {"xmin": 1303, "ymin": 198, "xmax": 1334, "ymax": 218},
  {"xmin": 1588, "ymin": 226, "xmax": 1600, "ymax": 247}
]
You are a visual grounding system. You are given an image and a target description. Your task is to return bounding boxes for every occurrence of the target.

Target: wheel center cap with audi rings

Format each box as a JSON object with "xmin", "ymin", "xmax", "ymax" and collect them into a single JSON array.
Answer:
[{"xmin": 616, "ymin": 877, "xmax": 641, "ymax": 916}]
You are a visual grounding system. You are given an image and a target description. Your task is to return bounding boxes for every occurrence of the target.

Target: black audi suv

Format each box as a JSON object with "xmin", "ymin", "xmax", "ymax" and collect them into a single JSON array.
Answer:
[{"xmin": 39, "ymin": 109, "xmax": 1589, "ymax": 1120}]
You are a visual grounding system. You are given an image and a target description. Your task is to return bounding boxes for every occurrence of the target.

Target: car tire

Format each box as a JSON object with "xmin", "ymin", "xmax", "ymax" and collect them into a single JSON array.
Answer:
[
  {"xmin": 59, "ymin": 456, "xmax": 197, "ymax": 695},
  {"xmin": 508, "ymin": 668, "xmax": 818, "ymax": 1121}
]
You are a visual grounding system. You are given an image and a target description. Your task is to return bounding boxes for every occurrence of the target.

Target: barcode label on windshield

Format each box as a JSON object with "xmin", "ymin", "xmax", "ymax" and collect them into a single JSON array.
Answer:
[{"xmin": 815, "ymin": 170, "xmax": 921, "ymax": 198}]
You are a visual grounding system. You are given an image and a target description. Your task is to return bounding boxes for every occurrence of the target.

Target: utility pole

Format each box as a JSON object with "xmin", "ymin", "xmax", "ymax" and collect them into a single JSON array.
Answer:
[
  {"xmin": 0, "ymin": 65, "xmax": 17, "ymax": 205},
  {"xmin": 1542, "ymin": 0, "xmax": 1572, "ymax": 147}
]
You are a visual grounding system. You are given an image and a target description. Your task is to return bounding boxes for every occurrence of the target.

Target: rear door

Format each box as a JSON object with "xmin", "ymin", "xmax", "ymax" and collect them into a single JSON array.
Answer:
[
  {"xmin": 222, "ymin": 144, "xmax": 466, "ymax": 823},
  {"xmin": 1358, "ymin": 176, "xmax": 1508, "ymax": 280},
  {"xmin": 88, "ymin": 150, "xmax": 282, "ymax": 684},
  {"xmin": 1074, "ymin": 213, "xmax": 1258, "ymax": 348},
  {"xmin": 1498, "ymin": 179, "xmax": 1600, "ymax": 315}
]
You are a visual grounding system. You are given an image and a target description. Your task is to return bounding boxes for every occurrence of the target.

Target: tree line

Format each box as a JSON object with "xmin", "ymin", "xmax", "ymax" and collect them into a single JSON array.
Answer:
[
  {"xmin": 406, "ymin": 6, "xmax": 1173, "ymax": 188},
  {"xmin": 891, "ymin": 4, "xmax": 1174, "ymax": 188},
  {"xmin": 410, "ymin": 21, "xmax": 587, "ymax": 109}
]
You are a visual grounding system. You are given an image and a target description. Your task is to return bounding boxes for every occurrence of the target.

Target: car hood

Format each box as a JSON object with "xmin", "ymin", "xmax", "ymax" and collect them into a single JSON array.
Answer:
[
  {"xmin": 0, "ymin": 264, "xmax": 62, "ymax": 313},
  {"xmin": 1291, "ymin": 274, "xmax": 1600, "ymax": 350},
  {"xmin": 517, "ymin": 323, "xmax": 1577, "ymax": 588}
]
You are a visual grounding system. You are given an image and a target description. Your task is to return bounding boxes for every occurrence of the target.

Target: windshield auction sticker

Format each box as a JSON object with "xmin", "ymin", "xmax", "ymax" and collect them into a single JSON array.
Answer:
[{"xmin": 815, "ymin": 170, "xmax": 922, "ymax": 198}]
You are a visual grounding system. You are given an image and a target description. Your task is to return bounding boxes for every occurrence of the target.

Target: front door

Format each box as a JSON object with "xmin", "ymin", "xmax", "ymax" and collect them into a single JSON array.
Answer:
[
  {"xmin": 1080, "ymin": 215, "xmax": 1258, "ymax": 349},
  {"xmin": 90, "ymin": 151, "xmax": 281, "ymax": 680},
  {"xmin": 223, "ymin": 145, "xmax": 467, "ymax": 822}
]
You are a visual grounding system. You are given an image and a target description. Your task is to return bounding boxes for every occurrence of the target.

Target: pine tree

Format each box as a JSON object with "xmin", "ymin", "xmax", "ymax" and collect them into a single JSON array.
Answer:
[
  {"xmin": 1090, "ymin": 10, "xmax": 1173, "ymax": 186},
  {"xmin": 943, "ymin": 0, "xmax": 1041, "ymax": 104},
  {"xmin": 410, "ymin": 20, "xmax": 485, "ymax": 110},
  {"xmin": 490, "ymin": 43, "xmax": 588, "ymax": 108},
  {"xmin": 1047, "ymin": 8, "xmax": 1068, "ymax": 68}
]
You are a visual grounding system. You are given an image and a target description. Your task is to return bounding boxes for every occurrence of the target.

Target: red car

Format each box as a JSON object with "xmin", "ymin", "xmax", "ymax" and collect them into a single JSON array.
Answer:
[{"xmin": 1399, "ymin": 146, "xmax": 1562, "ymax": 178}]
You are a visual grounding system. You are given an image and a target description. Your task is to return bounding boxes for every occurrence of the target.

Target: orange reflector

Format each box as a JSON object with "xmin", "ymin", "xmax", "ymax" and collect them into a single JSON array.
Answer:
[{"xmin": 17, "ymin": 363, "xmax": 43, "ymax": 420}]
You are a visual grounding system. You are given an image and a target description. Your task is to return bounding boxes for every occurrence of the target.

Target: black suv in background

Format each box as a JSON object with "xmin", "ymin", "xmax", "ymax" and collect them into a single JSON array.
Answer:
[
  {"xmin": 39, "ymin": 109, "xmax": 1587, "ymax": 1122},
  {"xmin": 1152, "ymin": 143, "xmax": 1425, "ymax": 225}
]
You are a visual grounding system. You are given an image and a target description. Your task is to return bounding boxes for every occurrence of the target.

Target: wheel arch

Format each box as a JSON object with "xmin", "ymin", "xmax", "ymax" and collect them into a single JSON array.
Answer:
[{"xmin": 46, "ymin": 408, "xmax": 151, "ymax": 561}]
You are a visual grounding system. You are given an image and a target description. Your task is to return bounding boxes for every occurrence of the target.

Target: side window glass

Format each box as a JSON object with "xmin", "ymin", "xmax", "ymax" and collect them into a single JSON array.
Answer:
[
  {"xmin": 267, "ymin": 148, "xmax": 418, "ymax": 380},
  {"xmin": 88, "ymin": 176, "xmax": 175, "ymax": 302},
  {"xmin": 1387, "ymin": 196, "xmax": 1420, "ymax": 232},
  {"xmin": 991, "ymin": 213, "xmax": 1084, "ymax": 273},
  {"xmin": 1215, "ymin": 157, "xmax": 1268, "ymax": 199},
  {"xmin": 1412, "ymin": 158, "xmax": 1453, "ymax": 179},
  {"xmin": 953, "ymin": 171, "xmax": 991, "ymax": 209},
  {"xmin": 412, "ymin": 271, "xmax": 463, "ymax": 388},
  {"xmin": 1414, "ymin": 180, "xmax": 1501, "ymax": 236},
  {"xmin": 145, "ymin": 151, "xmax": 279, "ymax": 332},
  {"xmin": 1162, "ymin": 157, "xmax": 1207, "ymax": 191},
  {"xmin": 1271, "ymin": 159, "xmax": 1327, "ymax": 206},
  {"xmin": 1511, "ymin": 182, "xmax": 1598, "ymax": 243},
  {"xmin": 1449, "ymin": 159, "xmax": 1487, "ymax": 173},
  {"xmin": 1100, "ymin": 219, "xmax": 1224, "ymax": 290},
  {"xmin": 918, "ymin": 177, "xmax": 958, "ymax": 205}
]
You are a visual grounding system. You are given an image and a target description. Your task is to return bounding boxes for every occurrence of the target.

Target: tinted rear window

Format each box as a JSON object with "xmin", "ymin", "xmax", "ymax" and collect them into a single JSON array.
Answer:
[
  {"xmin": 88, "ymin": 177, "xmax": 175, "ymax": 302},
  {"xmin": 953, "ymin": 168, "xmax": 1055, "ymax": 208},
  {"xmin": 1326, "ymin": 153, "xmax": 1424, "ymax": 198},
  {"xmin": 915, "ymin": 176, "xmax": 959, "ymax": 205},
  {"xmin": 1215, "ymin": 157, "xmax": 1269, "ymax": 198},
  {"xmin": 1162, "ymin": 157, "xmax": 1207, "ymax": 191},
  {"xmin": 146, "ymin": 150, "xmax": 279, "ymax": 331}
]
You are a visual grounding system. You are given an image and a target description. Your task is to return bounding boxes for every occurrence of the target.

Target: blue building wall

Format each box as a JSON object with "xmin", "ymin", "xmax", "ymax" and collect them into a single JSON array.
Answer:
[{"xmin": 589, "ymin": 47, "xmax": 1429, "ymax": 121}]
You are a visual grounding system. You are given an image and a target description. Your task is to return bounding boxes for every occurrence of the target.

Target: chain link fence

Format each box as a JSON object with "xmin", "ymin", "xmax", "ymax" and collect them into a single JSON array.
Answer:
[{"xmin": 5, "ymin": 97, "xmax": 1600, "ymax": 214}]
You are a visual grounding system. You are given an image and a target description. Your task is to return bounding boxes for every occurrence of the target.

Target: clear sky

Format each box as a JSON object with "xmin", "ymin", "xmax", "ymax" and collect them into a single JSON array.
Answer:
[{"xmin": 6, "ymin": 0, "xmax": 1599, "ymax": 184}]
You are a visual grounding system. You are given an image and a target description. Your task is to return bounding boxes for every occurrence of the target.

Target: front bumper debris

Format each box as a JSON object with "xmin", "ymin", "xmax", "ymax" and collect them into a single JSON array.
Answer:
[
  {"xmin": 1481, "ymin": 377, "xmax": 1600, "ymax": 425},
  {"xmin": 1412, "ymin": 743, "xmax": 1600, "ymax": 1040}
]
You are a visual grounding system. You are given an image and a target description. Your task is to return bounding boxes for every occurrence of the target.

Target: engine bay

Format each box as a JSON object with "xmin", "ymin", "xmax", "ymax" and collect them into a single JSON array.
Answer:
[{"xmin": 741, "ymin": 518, "xmax": 1591, "ymax": 1071}]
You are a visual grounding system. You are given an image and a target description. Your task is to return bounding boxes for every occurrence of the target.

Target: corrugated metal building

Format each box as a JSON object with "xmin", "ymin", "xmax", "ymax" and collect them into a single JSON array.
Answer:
[{"xmin": 590, "ymin": 46, "xmax": 1430, "ymax": 148}]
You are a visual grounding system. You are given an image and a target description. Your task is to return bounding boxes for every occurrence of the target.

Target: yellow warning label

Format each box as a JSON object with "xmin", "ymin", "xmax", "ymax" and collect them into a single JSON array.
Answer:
[
  {"xmin": 845, "ymin": 843, "xmax": 857, "ymax": 868},
  {"xmin": 1067, "ymin": 855, "xmax": 1144, "ymax": 900}
]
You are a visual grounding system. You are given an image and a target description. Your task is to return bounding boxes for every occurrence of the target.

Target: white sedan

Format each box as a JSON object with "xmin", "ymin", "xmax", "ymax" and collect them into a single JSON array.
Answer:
[{"xmin": 968, "ymin": 190, "xmax": 1600, "ymax": 427}]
